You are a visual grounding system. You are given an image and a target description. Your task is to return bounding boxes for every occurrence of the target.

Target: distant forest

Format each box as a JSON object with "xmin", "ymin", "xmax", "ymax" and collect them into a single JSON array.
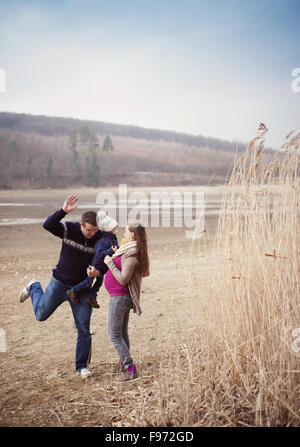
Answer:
[{"xmin": 0, "ymin": 111, "xmax": 249, "ymax": 189}]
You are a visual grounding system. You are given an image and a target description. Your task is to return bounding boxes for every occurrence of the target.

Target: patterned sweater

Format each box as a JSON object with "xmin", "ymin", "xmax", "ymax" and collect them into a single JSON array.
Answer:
[{"xmin": 43, "ymin": 208, "xmax": 103, "ymax": 285}]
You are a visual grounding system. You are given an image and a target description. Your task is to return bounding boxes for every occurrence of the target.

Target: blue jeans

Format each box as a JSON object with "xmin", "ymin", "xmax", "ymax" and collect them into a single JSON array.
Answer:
[
  {"xmin": 29, "ymin": 277, "xmax": 93, "ymax": 372},
  {"xmin": 107, "ymin": 294, "xmax": 134, "ymax": 369},
  {"xmin": 72, "ymin": 274, "xmax": 104, "ymax": 298}
]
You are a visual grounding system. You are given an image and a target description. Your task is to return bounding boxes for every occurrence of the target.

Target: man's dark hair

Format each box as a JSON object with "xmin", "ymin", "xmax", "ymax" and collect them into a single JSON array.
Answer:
[{"xmin": 81, "ymin": 211, "xmax": 98, "ymax": 226}]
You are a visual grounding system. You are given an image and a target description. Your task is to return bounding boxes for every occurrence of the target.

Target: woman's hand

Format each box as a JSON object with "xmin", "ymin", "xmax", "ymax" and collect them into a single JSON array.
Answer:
[
  {"xmin": 87, "ymin": 265, "xmax": 100, "ymax": 278},
  {"xmin": 104, "ymin": 255, "xmax": 112, "ymax": 265},
  {"xmin": 111, "ymin": 245, "xmax": 118, "ymax": 253}
]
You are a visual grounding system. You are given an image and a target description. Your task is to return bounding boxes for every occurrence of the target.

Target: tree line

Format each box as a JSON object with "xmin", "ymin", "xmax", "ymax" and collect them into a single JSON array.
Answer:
[
  {"xmin": 2, "ymin": 112, "xmax": 270, "ymax": 189},
  {"xmin": 0, "ymin": 111, "xmax": 248, "ymax": 153},
  {"xmin": 0, "ymin": 126, "xmax": 115, "ymax": 189}
]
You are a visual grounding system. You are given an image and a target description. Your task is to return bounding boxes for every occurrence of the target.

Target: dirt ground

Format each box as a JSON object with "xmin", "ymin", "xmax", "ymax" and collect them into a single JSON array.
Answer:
[{"xmin": 0, "ymin": 188, "xmax": 219, "ymax": 427}]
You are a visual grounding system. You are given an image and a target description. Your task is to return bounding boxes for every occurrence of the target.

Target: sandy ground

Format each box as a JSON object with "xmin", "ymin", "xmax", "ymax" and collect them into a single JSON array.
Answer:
[{"xmin": 0, "ymin": 188, "xmax": 219, "ymax": 427}]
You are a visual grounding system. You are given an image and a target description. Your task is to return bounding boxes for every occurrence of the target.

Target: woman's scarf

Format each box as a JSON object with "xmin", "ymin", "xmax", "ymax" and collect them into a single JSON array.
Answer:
[{"xmin": 112, "ymin": 240, "xmax": 138, "ymax": 259}]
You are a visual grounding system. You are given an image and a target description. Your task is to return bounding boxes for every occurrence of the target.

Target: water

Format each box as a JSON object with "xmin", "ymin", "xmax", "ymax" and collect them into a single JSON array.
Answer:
[{"xmin": 0, "ymin": 198, "xmax": 223, "ymax": 226}]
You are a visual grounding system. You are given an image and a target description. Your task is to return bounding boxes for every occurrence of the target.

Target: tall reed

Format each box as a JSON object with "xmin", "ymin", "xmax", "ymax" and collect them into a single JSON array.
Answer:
[{"xmin": 157, "ymin": 126, "xmax": 300, "ymax": 426}]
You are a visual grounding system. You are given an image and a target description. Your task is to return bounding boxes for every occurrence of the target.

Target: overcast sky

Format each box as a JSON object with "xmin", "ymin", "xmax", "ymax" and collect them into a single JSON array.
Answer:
[{"xmin": 0, "ymin": 0, "xmax": 299, "ymax": 148}]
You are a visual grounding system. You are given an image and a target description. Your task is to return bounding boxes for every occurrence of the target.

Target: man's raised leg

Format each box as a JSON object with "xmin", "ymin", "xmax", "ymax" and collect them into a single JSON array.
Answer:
[{"xmin": 29, "ymin": 277, "xmax": 67, "ymax": 321}]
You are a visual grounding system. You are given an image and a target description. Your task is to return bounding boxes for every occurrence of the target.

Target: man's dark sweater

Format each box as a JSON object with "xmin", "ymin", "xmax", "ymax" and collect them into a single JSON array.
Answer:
[{"xmin": 43, "ymin": 208, "xmax": 103, "ymax": 286}]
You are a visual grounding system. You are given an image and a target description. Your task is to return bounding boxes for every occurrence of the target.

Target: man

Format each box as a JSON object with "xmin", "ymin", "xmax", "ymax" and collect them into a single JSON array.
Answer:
[{"xmin": 18, "ymin": 194, "xmax": 102, "ymax": 378}]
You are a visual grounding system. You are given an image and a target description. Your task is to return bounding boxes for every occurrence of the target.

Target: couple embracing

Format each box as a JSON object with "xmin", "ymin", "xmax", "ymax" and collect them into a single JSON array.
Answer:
[{"xmin": 18, "ymin": 194, "xmax": 150, "ymax": 383}]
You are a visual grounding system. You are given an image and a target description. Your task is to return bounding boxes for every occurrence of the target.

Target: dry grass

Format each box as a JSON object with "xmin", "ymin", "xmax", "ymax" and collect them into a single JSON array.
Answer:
[{"xmin": 141, "ymin": 126, "xmax": 300, "ymax": 427}]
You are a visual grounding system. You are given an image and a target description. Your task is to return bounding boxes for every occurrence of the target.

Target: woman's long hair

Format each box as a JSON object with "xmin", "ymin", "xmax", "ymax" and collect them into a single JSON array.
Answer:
[{"xmin": 128, "ymin": 222, "xmax": 150, "ymax": 277}]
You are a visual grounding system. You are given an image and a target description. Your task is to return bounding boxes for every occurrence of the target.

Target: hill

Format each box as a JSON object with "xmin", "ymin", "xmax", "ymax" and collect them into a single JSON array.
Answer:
[
  {"xmin": 0, "ymin": 111, "xmax": 249, "ymax": 189},
  {"xmin": 0, "ymin": 111, "xmax": 246, "ymax": 152}
]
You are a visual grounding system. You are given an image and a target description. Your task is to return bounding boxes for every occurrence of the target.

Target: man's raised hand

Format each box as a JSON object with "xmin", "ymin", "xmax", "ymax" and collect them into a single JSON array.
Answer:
[{"xmin": 63, "ymin": 194, "xmax": 78, "ymax": 213}]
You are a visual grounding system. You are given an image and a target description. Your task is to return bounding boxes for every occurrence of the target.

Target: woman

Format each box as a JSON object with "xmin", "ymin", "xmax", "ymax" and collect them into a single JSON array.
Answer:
[{"xmin": 88, "ymin": 222, "xmax": 149, "ymax": 383}]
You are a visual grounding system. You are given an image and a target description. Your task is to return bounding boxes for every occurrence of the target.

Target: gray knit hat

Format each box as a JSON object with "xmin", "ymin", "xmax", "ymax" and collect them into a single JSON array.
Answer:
[{"xmin": 97, "ymin": 210, "xmax": 118, "ymax": 232}]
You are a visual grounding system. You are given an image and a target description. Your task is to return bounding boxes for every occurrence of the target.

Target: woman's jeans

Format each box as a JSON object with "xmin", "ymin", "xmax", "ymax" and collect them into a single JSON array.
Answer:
[
  {"xmin": 29, "ymin": 277, "xmax": 92, "ymax": 372},
  {"xmin": 107, "ymin": 294, "xmax": 134, "ymax": 369}
]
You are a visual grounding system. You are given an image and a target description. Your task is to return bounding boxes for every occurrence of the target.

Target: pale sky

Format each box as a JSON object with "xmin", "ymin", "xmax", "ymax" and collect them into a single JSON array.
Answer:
[{"xmin": 0, "ymin": 0, "xmax": 299, "ymax": 148}]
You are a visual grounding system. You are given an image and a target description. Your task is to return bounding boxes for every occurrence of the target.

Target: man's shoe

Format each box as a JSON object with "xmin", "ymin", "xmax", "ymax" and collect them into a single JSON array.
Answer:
[
  {"xmin": 67, "ymin": 289, "xmax": 79, "ymax": 304},
  {"xmin": 86, "ymin": 296, "xmax": 100, "ymax": 309},
  {"xmin": 76, "ymin": 368, "xmax": 93, "ymax": 378},
  {"xmin": 18, "ymin": 280, "xmax": 37, "ymax": 303}
]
